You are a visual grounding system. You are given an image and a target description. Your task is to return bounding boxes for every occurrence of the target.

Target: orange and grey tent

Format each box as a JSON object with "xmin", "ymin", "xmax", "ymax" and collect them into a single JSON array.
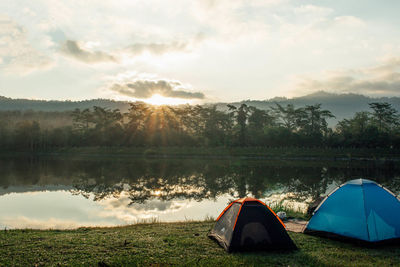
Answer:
[{"xmin": 208, "ymin": 197, "xmax": 297, "ymax": 252}]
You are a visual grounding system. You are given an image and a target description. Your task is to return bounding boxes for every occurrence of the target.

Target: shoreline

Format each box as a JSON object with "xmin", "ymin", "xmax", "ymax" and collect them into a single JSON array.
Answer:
[{"xmin": 1, "ymin": 147, "xmax": 400, "ymax": 161}]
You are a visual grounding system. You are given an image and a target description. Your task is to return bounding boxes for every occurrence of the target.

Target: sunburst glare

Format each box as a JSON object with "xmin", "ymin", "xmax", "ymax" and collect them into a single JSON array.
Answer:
[{"xmin": 143, "ymin": 94, "xmax": 192, "ymax": 106}]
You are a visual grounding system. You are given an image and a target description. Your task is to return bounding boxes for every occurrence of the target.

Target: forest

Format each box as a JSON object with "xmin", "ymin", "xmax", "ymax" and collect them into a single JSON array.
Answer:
[{"xmin": 0, "ymin": 102, "xmax": 399, "ymax": 150}]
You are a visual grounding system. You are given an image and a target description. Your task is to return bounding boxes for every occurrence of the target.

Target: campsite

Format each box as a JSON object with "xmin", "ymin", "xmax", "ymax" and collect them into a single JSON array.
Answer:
[
  {"xmin": 1, "ymin": 157, "xmax": 400, "ymax": 266},
  {"xmin": 2, "ymin": 1, "xmax": 400, "ymax": 266}
]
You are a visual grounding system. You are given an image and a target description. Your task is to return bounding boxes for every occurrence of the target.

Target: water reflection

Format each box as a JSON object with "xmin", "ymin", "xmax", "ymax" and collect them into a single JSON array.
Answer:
[{"xmin": 0, "ymin": 157, "xmax": 399, "ymax": 229}]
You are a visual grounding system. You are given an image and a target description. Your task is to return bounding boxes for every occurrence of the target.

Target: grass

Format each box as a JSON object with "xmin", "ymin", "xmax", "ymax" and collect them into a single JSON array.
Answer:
[
  {"xmin": 269, "ymin": 201, "xmax": 310, "ymax": 220},
  {"xmin": 1, "ymin": 222, "xmax": 399, "ymax": 266}
]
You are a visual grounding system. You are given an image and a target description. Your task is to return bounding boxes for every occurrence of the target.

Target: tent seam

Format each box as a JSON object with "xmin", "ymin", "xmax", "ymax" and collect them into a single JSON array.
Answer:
[
  {"xmin": 361, "ymin": 180, "xmax": 371, "ymax": 242},
  {"xmin": 381, "ymin": 185, "xmax": 400, "ymax": 202}
]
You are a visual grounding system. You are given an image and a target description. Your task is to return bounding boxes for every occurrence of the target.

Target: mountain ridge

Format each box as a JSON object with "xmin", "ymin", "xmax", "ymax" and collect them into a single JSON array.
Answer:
[{"xmin": 1, "ymin": 91, "xmax": 399, "ymax": 124}]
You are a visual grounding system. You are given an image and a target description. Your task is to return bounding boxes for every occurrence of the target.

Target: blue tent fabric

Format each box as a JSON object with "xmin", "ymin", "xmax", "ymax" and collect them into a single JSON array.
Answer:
[{"xmin": 304, "ymin": 179, "xmax": 400, "ymax": 243}]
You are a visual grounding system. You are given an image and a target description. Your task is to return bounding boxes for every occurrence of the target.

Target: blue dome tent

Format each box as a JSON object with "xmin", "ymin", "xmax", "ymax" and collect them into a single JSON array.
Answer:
[{"xmin": 304, "ymin": 179, "xmax": 400, "ymax": 244}]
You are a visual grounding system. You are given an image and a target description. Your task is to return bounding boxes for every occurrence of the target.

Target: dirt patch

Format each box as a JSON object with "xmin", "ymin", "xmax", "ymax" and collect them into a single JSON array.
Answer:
[{"xmin": 285, "ymin": 220, "xmax": 307, "ymax": 233}]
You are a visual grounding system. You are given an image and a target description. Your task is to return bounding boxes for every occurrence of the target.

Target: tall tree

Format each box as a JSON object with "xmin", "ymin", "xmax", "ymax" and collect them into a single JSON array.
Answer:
[
  {"xmin": 89, "ymin": 106, "xmax": 123, "ymax": 145},
  {"xmin": 271, "ymin": 103, "xmax": 301, "ymax": 131},
  {"xmin": 72, "ymin": 108, "xmax": 93, "ymax": 132},
  {"xmin": 200, "ymin": 106, "xmax": 232, "ymax": 146},
  {"xmin": 14, "ymin": 121, "xmax": 41, "ymax": 150},
  {"xmin": 228, "ymin": 104, "xmax": 250, "ymax": 145},
  {"xmin": 248, "ymin": 106, "xmax": 275, "ymax": 131},
  {"xmin": 300, "ymin": 104, "xmax": 335, "ymax": 136},
  {"xmin": 247, "ymin": 106, "xmax": 276, "ymax": 145},
  {"xmin": 337, "ymin": 112, "xmax": 370, "ymax": 136},
  {"xmin": 369, "ymin": 102, "xmax": 399, "ymax": 132},
  {"xmin": 125, "ymin": 103, "xmax": 150, "ymax": 145}
]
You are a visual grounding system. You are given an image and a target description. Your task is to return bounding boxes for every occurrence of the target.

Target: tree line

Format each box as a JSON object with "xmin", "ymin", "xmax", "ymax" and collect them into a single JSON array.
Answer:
[{"xmin": 0, "ymin": 102, "xmax": 399, "ymax": 150}]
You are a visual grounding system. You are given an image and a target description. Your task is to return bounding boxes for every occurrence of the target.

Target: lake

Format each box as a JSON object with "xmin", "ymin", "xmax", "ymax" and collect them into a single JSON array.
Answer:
[{"xmin": 0, "ymin": 156, "xmax": 399, "ymax": 229}]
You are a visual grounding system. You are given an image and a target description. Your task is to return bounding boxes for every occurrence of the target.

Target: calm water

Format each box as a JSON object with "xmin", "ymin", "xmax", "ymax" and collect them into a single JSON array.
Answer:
[{"xmin": 0, "ymin": 157, "xmax": 399, "ymax": 229}]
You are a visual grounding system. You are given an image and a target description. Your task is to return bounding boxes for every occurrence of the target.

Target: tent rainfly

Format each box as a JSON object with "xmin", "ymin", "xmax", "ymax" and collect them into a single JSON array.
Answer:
[
  {"xmin": 304, "ymin": 178, "xmax": 400, "ymax": 244},
  {"xmin": 208, "ymin": 197, "xmax": 297, "ymax": 252}
]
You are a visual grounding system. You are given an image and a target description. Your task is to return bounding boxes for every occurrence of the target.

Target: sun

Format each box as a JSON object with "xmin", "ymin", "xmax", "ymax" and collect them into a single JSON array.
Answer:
[
  {"xmin": 143, "ymin": 94, "xmax": 192, "ymax": 106},
  {"xmin": 152, "ymin": 190, "xmax": 162, "ymax": 196}
]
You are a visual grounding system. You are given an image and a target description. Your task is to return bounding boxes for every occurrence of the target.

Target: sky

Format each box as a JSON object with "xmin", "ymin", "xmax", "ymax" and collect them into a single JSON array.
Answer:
[{"xmin": 1, "ymin": 0, "xmax": 400, "ymax": 104}]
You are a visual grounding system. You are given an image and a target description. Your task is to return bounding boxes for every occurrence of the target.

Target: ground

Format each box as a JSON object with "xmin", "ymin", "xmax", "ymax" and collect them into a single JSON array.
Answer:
[{"xmin": 1, "ymin": 222, "xmax": 399, "ymax": 266}]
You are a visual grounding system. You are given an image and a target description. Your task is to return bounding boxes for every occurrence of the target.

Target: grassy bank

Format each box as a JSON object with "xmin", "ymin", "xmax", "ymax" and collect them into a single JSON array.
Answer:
[
  {"xmin": 2, "ymin": 146, "xmax": 400, "ymax": 160},
  {"xmin": 270, "ymin": 201, "xmax": 310, "ymax": 220},
  {"xmin": 1, "ymin": 222, "xmax": 399, "ymax": 266}
]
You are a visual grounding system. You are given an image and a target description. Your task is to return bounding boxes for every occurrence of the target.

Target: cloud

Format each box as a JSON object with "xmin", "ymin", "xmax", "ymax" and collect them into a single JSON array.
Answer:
[
  {"xmin": 123, "ymin": 32, "xmax": 206, "ymax": 57},
  {"xmin": 297, "ymin": 57, "xmax": 400, "ymax": 96},
  {"xmin": 333, "ymin": 16, "xmax": 365, "ymax": 27},
  {"xmin": 294, "ymin": 4, "xmax": 333, "ymax": 17},
  {"xmin": 368, "ymin": 57, "xmax": 400, "ymax": 75},
  {"xmin": 299, "ymin": 76, "xmax": 400, "ymax": 95},
  {"xmin": 111, "ymin": 79, "xmax": 205, "ymax": 99},
  {"xmin": 126, "ymin": 42, "xmax": 188, "ymax": 55},
  {"xmin": 96, "ymin": 192, "xmax": 190, "ymax": 224},
  {"xmin": 0, "ymin": 15, "xmax": 53, "ymax": 74},
  {"xmin": 0, "ymin": 216, "xmax": 106, "ymax": 230},
  {"xmin": 60, "ymin": 40, "xmax": 116, "ymax": 63}
]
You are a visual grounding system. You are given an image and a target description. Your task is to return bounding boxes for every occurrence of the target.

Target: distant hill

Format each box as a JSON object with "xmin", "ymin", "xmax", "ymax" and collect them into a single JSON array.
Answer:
[
  {"xmin": 1, "ymin": 91, "xmax": 400, "ymax": 125},
  {"xmin": 215, "ymin": 91, "xmax": 400, "ymax": 124},
  {"xmin": 0, "ymin": 96, "xmax": 132, "ymax": 112}
]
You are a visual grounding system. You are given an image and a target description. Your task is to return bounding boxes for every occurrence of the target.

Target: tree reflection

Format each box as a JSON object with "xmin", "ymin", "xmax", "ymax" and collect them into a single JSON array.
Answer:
[{"xmin": 0, "ymin": 158, "xmax": 399, "ymax": 206}]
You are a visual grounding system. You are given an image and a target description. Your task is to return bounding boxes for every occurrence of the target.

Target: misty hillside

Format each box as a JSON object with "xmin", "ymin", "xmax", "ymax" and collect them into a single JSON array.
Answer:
[
  {"xmin": 216, "ymin": 91, "xmax": 400, "ymax": 124},
  {"xmin": 1, "ymin": 91, "xmax": 400, "ymax": 125},
  {"xmin": 0, "ymin": 96, "xmax": 132, "ymax": 112}
]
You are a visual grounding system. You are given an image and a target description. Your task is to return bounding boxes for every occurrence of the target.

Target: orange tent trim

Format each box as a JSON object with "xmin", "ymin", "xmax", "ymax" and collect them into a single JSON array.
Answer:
[
  {"xmin": 216, "ymin": 202, "xmax": 234, "ymax": 221},
  {"xmin": 232, "ymin": 203, "xmax": 244, "ymax": 230},
  {"xmin": 217, "ymin": 197, "xmax": 286, "ymax": 230}
]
